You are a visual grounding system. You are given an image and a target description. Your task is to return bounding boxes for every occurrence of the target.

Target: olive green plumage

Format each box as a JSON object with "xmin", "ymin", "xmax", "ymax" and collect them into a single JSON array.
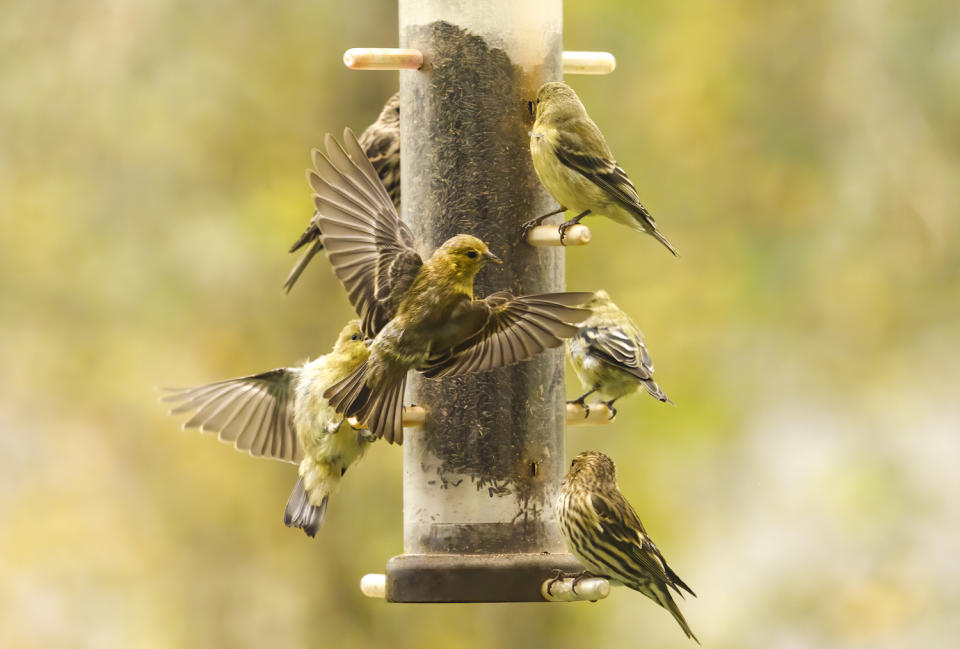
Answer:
[
  {"xmin": 309, "ymin": 129, "xmax": 594, "ymax": 445},
  {"xmin": 284, "ymin": 92, "xmax": 401, "ymax": 292},
  {"xmin": 558, "ymin": 451, "xmax": 698, "ymax": 643},
  {"xmin": 161, "ymin": 319, "xmax": 372, "ymax": 537},
  {"xmin": 526, "ymin": 81, "xmax": 678, "ymax": 254},
  {"xmin": 568, "ymin": 289, "xmax": 669, "ymax": 418}
]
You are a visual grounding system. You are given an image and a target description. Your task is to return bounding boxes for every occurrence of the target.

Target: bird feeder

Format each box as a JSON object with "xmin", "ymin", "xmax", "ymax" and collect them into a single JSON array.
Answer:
[{"xmin": 348, "ymin": 0, "xmax": 615, "ymax": 603}]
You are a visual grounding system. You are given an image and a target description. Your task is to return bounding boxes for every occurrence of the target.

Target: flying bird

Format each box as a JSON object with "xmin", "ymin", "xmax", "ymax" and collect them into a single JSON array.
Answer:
[
  {"xmin": 309, "ymin": 129, "xmax": 594, "ymax": 444},
  {"xmin": 568, "ymin": 289, "xmax": 670, "ymax": 418},
  {"xmin": 557, "ymin": 451, "xmax": 698, "ymax": 643},
  {"xmin": 161, "ymin": 320, "xmax": 373, "ymax": 537},
  {"xmin": 524, "ymin": 81, "xmax": 678, "ymax": 254},
  {"xmin": 285, "ymin": 92, "xmax": 401, "ymax": 292}
]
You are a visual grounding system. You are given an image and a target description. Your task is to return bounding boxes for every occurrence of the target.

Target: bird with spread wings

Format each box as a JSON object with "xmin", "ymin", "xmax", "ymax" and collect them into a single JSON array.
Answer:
[{"xmin": 307, "ymin": 129, "xmax": 594, "ymax": 444}]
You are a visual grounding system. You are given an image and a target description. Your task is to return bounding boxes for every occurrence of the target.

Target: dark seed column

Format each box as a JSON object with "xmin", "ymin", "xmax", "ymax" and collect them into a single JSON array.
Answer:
[{"xmin": 387, "ymin": 0, "xmax": 582, "ymax": 602}]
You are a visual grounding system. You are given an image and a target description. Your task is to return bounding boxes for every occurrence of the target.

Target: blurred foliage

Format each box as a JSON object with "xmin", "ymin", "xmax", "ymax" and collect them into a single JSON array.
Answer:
[{"xmin": 1, "ymin": 1, "xmax": 959, "ymax": 648}]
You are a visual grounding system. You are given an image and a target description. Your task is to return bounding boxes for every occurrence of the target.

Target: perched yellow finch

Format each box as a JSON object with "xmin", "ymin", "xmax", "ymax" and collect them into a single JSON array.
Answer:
[
  {"xmin": 284, "ymin": 92, "xmax": 400, "ymax": 292},
  {"xmin": 568, "ymin": 289, "xmax": 670, "ymax": 418},
  {"xmin": 524, "ymin": 81, "xmax": 678, "ymax": 254},
  {"xmin": 161, "ymin": 319, "xmax": 372, "ymax": 537},
  {"xmin": 557, "ymin": 451, "xmax": 698, "ymax": 643},
  {"xmin": 308, "ymin": 129, "xmax": 594, "ymax": 444}
]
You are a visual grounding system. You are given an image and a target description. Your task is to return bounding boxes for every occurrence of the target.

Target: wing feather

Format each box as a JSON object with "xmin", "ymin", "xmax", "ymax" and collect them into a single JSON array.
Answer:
[{"xmin": 160, "ymin": 368, "xmax": 302, "ymax": 464}]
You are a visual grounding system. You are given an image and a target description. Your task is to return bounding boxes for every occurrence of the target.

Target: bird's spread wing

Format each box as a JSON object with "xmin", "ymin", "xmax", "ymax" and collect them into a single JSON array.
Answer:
[
  {"xmin": 552, "ymin": 124, "xmax": 653, "ymax": 221},
  {"xmin": 421, "ymin": 292, "xmax": 594, "ymax": 378},
  {"xmin": 581, "ymin": 325, "xmax": 654, "ymax": 381},
  {"xmin": 589, "ymin": 491, "xmax": 695, "ymax": 597},
  {"xmin": 309, "ymin": 129, "xmax": 422, "ymax": 337},
  {"xmin": 160, "ymin": 368, "xmax": 302, "ymax": 464}
]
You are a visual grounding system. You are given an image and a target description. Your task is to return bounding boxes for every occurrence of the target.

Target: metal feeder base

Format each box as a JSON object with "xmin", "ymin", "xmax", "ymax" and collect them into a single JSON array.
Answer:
[{"xmin": 385, "ymin": 552, "xmax": 584, "ymax": 603}]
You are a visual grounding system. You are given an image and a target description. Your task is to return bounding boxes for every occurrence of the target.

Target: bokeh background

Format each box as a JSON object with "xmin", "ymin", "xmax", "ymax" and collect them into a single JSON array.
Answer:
[{"xmin": 2, "ymin": 1, "xmax": 958, "ymax": 647}]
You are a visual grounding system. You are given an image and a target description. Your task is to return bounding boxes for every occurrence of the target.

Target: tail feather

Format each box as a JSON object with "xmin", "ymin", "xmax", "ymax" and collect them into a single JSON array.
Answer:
[
  {"xmin": 650, "ymin": 228, "xmax": 680, "ymax": 257},
  {"xmin": 627, "ymin": 204, "xmax": 679, "ymax": 257},
  {"xmin": 283, "ymin": 477, "xmax": 328, "ymax": 537},
  {"xmin": 323, "ymin": 361, "xmax": 406, "ymax": 445},
  {"xmin": 283, "ymin": 237, "xmax": 324, "ymax": 293},
  {"xmin": 642, "ymin": 379, "xmax": 673, "ymax": 405},
  {"xmin": 647, "ymin": 582, "xmax": 699, "ymax": 644}
]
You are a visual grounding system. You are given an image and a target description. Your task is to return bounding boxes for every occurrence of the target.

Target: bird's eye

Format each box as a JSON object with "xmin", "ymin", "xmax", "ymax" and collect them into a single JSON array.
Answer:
[
  {"xmin": 351, "ymin": 334, "xmax": 360, "ymax": 341},
  {"xmin": 466, "ymin": 250, "xmax": 478, "ymax": 259},
  {"xmin": 570, "ymin": 460, "xmax": 576, "ymax": 468}
]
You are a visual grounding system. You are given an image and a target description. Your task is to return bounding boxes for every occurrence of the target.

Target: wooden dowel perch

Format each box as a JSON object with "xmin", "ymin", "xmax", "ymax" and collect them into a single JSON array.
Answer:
[
  {"xmin": 565, "ymin": 402, "xmax": 615, "ymax": 425},
  {"xmin": 348, "ymin": 406, "xmax": 427, "ymax": 430},
  {"xmin": 344, "ymin": 48, "xmax": 424, "ymax": 70},
  {"xmin": 562, "ymin": 51, "xmax": 616, "ymax": 75},
  {"xmin": 360, "ymin": 574, "xmax": 386, "ymax": 598},
  {"xmin": 541, "ymin": 576, "xmax": 610, "ymax": 602},
  {"xmin": 342, "ymin": 49, "xmax": 616, "ymax": 75},
  {"xmin": 525, "ymin": 224, "xmax": 591, "ymax": 247}
]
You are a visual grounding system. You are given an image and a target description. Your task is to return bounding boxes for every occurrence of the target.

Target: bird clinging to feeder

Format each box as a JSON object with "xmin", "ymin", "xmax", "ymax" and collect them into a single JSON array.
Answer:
[
  {"xmin": 308, "ymin": 129, "xmax": 595, "ymax": 444},
  {"xmin": 567, "ymin": 289, "xmax": 671, "ymax": 419},
  {"xmin": 524, "ymin": 81, "xmax": 679, "ymax": 254},
  {"xmin": 161, "ymin": 319, "xmax": 374, "ymax": 537},
  {"xmin": 556, "ymin": 451, "xmax": 698, "ymax": 642}
]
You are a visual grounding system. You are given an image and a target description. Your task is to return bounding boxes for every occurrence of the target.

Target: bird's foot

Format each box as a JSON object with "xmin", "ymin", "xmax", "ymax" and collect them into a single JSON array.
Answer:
[
  {"xmin": 521, "ymin": 206, "xmax": 567, "ymax": 240},
  {"xmin": 558, "ymin": 210, "xmax": 591, "ymax": 243},
  {"xmin": 570, "ymin": 570, "xmax": 598, "ymax": 596},
  {"xmin": 567, "ymin": 398, "xmax": 590, "ymax": 419},
  {"xmin": 545, "ymin": 569, "xmax": 565, "ymax": 596},
  {"xmin": 604, "ymin": 401, "xmax": 618, "ymax": 420}
]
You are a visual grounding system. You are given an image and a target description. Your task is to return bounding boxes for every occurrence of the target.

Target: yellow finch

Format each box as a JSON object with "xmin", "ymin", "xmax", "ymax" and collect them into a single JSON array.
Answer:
[
  {"xmin": 568, "ymin": 289, "xmax": 670, "ymax": 418},
  {"xmin": 524, "ymin": 82, "xmax": 678, "ymax": 254},
  {"xmin": 284, "ymin": 92, "xmax": 400, "ymax": 292},
  {"xmin": 161, "ymin": 320, "xmax": 372, "ymax": 537},
  {"xmin": 309, "ymin": 129, "xmax": 594, "ymax": 444},
  {"xmin": 557, "ymin": 451, "xmax": 698, "ymax": 643}
]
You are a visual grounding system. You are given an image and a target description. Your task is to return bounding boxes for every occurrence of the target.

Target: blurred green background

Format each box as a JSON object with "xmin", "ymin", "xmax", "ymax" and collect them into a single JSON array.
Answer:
[{"xmin": 2, "ymin": 1, "xmax": 958, "ymax": 647}]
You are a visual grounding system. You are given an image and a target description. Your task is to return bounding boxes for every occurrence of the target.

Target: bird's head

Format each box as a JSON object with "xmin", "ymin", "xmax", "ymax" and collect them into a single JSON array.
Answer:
[
  {"xmin": 379, "ymin": 91, "xmax": 400, "ymax": 126},
  {"xmin": 533, "ymin": 81, "xmax": 588, "ymax": 124},
  {"xmin": 332, "ymin": 319, "xmax": 372, "ymax": 361},
  {"xmin": 432, "ymin": 234, "xmax": 502, "ymax": 287},
  {"xmin": 566, "ymin": 450, "xmax": 618, "ymax": 487}
]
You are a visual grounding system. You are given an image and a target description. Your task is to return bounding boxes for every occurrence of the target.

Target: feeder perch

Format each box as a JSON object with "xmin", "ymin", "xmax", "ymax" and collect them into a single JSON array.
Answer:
[
  {"xmin": 525, "ymin": 224, "xmax": 591, "ymax": 247},
  {"xmin": 565, "ymin": 402, "xmax": 616, "ymax": 425},
  {"xmin": 346, "ymin": 0, "xmax": 611, "ymax": 603},
  {"xmin": 540, "ymin": 575, "xmax": 610, "ymax": 602},
  {"xmin": 342, "ymin": 50, "xmax": 615, "ymax": 76}
]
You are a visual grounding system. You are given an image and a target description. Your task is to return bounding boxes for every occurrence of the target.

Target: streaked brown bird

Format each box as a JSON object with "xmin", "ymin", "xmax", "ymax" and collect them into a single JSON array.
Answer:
[
  {"xmin": 309, "ymin": 129, "xmax": 594, "ymax": 444},
  {"xmin": 284, "ymin": 91, "xmax": 400, "ymax": 292},
  {"xmin": 557, "ymin": 451, "xmax": 698, "ymax": 643},
  {"xmin": 160, "ymin": 320, "xmax": 373, "ymax": 537}
]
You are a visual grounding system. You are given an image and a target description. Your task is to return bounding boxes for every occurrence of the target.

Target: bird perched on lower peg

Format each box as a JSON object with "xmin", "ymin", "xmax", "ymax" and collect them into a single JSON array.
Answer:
[
  {"xmin": 568, "ymin": 289, "xmax": 670, "ymax": 419},
  {"xmin": 284, "ymin": 92, "xmax": 401, "ymax": 292},
  {"xmin": 308, "ymin": 129, "xmax": 594, "ymax": 445},
  {"xmin": 160, "ymin": 320, "xmax": 373, "ymax": 537},
  {"xmin": 557, "ymin": 451, "xmax": 698, "ymax": 643},
  {"xmin": 523, "ymin": 81, "xmax": 678, "ymax": 254}
]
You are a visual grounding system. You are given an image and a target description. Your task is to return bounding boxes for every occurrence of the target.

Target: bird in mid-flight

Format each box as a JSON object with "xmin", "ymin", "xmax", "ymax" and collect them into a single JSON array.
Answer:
[
  {"xmin": 284, "ymin": 92, "xmax": 401, "ymax": 292},
  {"xmin": 557, "ymin": 451, "xmax": 698, "ymax": 643},
  {"xmin": 568, "ymin": 289, "xmax": 670, "ymax": 418},
  {"xmin": 309, "ymin": 129, "xmax": 594, "ymax": 444},
  {"xmin": 161, "ymin": 319, "xmax": 373, "ymax": 537},
  {"xmin": 524, "ymin": 81, "xmax": 678, "ymax": 254}
]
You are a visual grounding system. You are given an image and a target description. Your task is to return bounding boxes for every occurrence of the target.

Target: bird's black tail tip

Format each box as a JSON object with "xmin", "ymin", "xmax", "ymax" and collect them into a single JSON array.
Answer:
[{"xmin": 283, "ymin": 477, "xmax": 327, "ymax": 537}]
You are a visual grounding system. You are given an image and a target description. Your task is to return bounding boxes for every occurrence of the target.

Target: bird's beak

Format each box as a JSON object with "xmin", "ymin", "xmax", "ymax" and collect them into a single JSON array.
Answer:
[
  {"xmin": 484, "ymin": 250, "xmax": 502, "ymax": 265},
  {"xmin": 364, "ymin": 339, "xmax": 373, "ymax": 348}
]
